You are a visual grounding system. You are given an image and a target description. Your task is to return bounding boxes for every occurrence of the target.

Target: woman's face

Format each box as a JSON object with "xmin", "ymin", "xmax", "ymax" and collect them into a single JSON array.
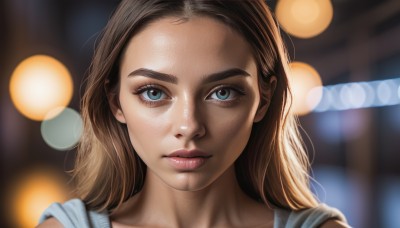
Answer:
[{"xmin": 113, "ymin": 16, "xmax": 268, "ymax": 191}]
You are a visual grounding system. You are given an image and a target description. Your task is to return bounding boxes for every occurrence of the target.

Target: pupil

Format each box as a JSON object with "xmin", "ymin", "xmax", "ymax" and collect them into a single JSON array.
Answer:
[
  {"xmin": 147, "ymin": 89, "xmax": 161, "ymax": 100},
  {"xmin": 150, "ymin": 90, "xmax": 158, "ymax": 96},
  {"xmin": 216, "ymin": 89, "xmax": 230, "ymax": 100}
]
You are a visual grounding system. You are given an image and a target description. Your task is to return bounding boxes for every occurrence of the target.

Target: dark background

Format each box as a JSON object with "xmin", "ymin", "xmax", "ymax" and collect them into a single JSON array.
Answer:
[{"xmin": 1, "ymin": 0, "xmax": 399, "ymax": 227}]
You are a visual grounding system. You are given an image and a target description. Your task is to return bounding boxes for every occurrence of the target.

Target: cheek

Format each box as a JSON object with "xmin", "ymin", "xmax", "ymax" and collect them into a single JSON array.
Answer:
[
  {"xmin": 207, "ymin": 104, "xmax": 257, "ymax": 149},
  {"xmin": 123, "ymin": 108, "xmax": 170, "ymax": 157},
  {"xmin": 210, "ymin": 91, "xmax": 259, "ymax": 135}
]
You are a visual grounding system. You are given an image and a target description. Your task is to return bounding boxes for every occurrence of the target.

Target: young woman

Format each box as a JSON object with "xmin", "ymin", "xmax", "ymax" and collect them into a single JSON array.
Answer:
[{"xmin": 38, "ymin": 0, "xmax": 348, "ymax": 227}]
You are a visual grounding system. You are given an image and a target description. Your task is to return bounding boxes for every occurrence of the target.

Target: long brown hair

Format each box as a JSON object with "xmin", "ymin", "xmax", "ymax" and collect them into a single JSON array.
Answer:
[{"xmin": 72, "ymin": 0, "xmax": 318, "ymax": 212}]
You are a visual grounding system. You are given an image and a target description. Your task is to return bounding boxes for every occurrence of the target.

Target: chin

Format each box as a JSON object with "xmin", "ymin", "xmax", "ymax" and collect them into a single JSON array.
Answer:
[{"xmin": 163, "ymin": 172, "xmax": 218, "ymax": 192}]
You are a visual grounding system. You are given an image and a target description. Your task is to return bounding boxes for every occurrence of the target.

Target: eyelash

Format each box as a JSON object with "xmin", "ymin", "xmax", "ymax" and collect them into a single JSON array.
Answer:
[
  {"xmin": 206, "ymin": 85, "xmax": 246, "ymax": 106},
  {"xmin": 133, "ymin": 84, "xmax": 170, "ymax": 107},
  {"xmin": 132, "ymin": 84, "xmax": 246, "ymax": 107}
]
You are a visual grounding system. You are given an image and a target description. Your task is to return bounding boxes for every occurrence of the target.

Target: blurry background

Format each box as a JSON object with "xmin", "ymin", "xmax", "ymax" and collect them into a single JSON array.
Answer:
[{"xmin": 0, "ymin": 0, "xmax": 399, "ymax": 227}]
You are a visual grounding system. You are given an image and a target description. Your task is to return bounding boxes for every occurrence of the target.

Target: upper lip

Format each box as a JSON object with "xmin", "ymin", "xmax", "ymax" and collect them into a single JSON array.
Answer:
[{"xmin": 165, "ymin": 149, "xmax": 212, "ymax": 158}]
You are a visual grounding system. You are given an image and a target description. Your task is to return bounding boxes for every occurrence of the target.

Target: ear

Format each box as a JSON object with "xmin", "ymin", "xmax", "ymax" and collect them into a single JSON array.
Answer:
[
  {"xmin": 106, "ymin": 82, "xmax": 126, "ymax": 124},
  {"xmin": 254, "ymin": 75, "xmax": 277, "ymax": 123}
]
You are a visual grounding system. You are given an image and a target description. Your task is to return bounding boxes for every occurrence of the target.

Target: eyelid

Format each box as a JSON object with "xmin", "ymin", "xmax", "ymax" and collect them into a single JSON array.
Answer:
[
  {"xmin": 206, "ymin": 84, "xmax": 246, "ymax": 99},
  {"xmin": 133, "ymin": 84, "xmax": 169, "ymax": 96},
  {"xmin": 132, "ymin": 84, "xmax": 171, "ymax": 107}
]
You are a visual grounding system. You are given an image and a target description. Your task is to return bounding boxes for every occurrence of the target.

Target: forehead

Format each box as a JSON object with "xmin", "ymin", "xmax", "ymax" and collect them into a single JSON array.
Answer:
[{"xmin": 120, "ymin": 16, "xmax": 256, "ymax": 77}]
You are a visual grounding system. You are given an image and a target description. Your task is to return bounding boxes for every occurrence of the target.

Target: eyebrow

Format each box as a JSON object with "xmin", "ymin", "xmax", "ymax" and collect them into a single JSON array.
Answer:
[
  {"xmin": 128, "ymin": 68, "xmax": 178, "ymax": 84},
  {"xmin": 203, "ymin": 68, "xmax": 251, "ymax": 83},
  {"xmin": 127, "ymin": 68, "xmax": 251, "ymax": 84}
]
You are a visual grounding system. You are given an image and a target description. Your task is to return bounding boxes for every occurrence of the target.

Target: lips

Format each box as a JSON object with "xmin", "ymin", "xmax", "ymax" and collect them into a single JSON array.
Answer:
[
  {"xmin": 166, "ymin": 150, "xmax": 212, "ymax": 158},
  {"xmin": 164, "ymin": 149, "xmax": 212, "ymax": 170}
]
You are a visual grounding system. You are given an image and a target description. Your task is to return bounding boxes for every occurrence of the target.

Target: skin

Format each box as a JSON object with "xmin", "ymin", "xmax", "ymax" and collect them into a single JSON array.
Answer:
[
  {"xmin": 37, "ymin": 15, "xmax": 347, "ymax": 228},
  {"xmin": 110, "ymin": 16, "xmax": 274, "ymax": 227}
]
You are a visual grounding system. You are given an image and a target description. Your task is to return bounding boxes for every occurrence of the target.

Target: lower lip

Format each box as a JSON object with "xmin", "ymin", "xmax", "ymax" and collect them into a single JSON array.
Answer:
[{"xmin": 165, "ymin": 157, "xmax": 209, "ymax": 170}]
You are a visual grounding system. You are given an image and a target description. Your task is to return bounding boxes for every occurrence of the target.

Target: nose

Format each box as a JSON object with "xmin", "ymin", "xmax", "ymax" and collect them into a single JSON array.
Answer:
[{"xmin": 172, "ymin": 96, "xmax": 206, "ymax": 142}]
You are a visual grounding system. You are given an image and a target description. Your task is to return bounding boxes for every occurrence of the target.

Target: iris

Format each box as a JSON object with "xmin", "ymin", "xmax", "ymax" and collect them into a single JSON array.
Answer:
[
  {"xmin": 146, "ymin": 89, "xmax": 163, "ymax": 100},
  {"xmin": 215, "ymin": 89, "xmax": 230, "ymax": 100}
]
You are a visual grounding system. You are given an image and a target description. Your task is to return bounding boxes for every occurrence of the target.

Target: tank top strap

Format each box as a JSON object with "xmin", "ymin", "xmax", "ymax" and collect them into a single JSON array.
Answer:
[
  {"xmin": 274, "ymin": 203, "xmax": 348, "ymax": 228},
  {"xmin": 38, "ymin": 198, "xmax": 111, "ymax": 228}
]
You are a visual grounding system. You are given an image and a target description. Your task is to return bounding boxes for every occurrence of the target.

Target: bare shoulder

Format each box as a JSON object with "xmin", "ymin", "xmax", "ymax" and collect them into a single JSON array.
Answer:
[
  {"xmin": 320, "ymin": 219, "xmax": 351, "ymax": 228},
  {"xmin": 35, "ymin": 217, "xmax": 63, "ymax": 228}
]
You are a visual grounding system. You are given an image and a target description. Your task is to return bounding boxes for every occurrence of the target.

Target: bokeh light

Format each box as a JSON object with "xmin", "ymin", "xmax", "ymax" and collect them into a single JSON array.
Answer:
[
  {"xmin": 9, "ymin": 55, "xmax": 73, "ymax": 121},
  {"xmin": 329, "ymin": 85, "xmax": 346, "ymax": 111},
  {"xmin": 276, "ymin": 0, "xmax": 334, "ymax": 38},
  {"xmin": 376, "ymin": 80, "xmax": 398, "ymax": 106},
  {"xmin": 289, "ymin": 61, "xmax": 323, "ymax": 115},
  {"xmin": 340, "ymin": 83, "xmax": 366, "ymax": 109},
  {"xmin": 359, "ymin": 82, "xmax": 375, "ymax": 108},
  {"xmin": 313, "ymin": 87, "xmax": 331, "ymax": 112},
  {"xmin": 8, "ymin": 169, "xmax": 69, "ymax": 228},
  {"xmin": 41, "ymin": 107, "xmax": 83, "ymax": 150},
  {"xmin": 313, "ymin": 78, "xmax": 400, "ymax": 112},
  {"xmin": 398, "ymin": 84, "xmax": 400, "ymax": 99}
]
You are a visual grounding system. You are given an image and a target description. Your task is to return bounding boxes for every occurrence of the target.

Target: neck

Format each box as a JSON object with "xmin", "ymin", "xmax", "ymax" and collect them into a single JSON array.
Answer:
[{"xmin": 111, "ymin": 166, "xmax": 271, "ymax": 227}]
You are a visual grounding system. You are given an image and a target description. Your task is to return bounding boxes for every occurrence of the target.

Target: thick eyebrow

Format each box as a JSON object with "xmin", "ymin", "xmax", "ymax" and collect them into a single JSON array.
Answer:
[
  {"xmin": 127, "ymin": 68, "xmax": 250, "ymax": 84},
  {"xmin": 202, "ymin": 68, "xmax": 251, "ymax": 83},
  {"xmin": 128, "ymin": 68, "xmax": 178, "ymax": 84}
]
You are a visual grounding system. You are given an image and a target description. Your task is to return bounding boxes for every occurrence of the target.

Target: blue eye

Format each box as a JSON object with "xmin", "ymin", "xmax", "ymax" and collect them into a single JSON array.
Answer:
[
  {"xmin": 141, "ymin": 88, "xmax": 166, "ymax": 101},
  {"xmin": 215, "ymin": 88, "xmax": 230, "ymax": 100},
  {"xmin": 210, "ymin": 88, "xmax": 235, "ymax": 100}
]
